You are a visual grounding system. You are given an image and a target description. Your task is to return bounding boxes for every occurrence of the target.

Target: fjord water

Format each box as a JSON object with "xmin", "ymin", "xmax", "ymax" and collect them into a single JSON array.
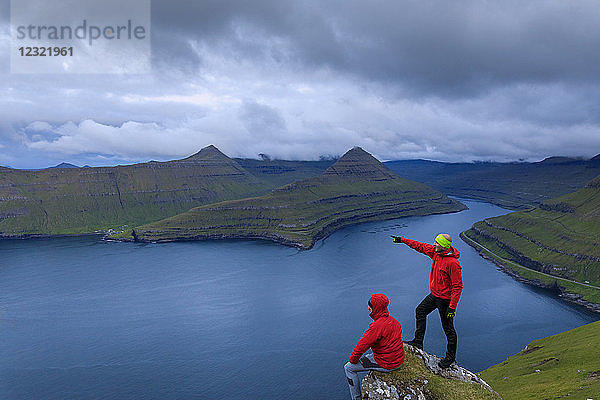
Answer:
[{"xmin": 1, "ymin": 200, "xmax": 597, "ymax": 400}]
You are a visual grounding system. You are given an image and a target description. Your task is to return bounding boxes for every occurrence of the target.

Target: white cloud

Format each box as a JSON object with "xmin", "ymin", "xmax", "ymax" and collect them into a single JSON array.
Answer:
[
  {"xmin": 22, "ymin": 75, "xmax": 600, "ymax": 163},
  {"xmin": 122, "ymin": 92, "xmax": 241, "ymax": 109},
  {"xmin": 25, "ymin": 121, "xmax": 53, "ymax": 131}
]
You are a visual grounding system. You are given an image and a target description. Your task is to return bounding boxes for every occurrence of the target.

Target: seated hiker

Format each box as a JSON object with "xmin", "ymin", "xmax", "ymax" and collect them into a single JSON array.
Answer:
[{"xmin": 344, "ymin": 293, "xmax": 404, "ymax": 400}]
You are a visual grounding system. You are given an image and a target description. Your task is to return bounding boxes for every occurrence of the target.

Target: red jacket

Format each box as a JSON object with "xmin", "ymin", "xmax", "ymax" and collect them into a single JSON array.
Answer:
[
  {"xmin": 349, "ymin": 293, "xmax": 404, "ymax": 369},
  {"xmin": 400, "ymin": 237, "xmax": 463, "ymax": 309}
]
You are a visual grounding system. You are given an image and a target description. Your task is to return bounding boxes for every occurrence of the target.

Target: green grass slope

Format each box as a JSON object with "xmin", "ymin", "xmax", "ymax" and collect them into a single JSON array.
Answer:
[
  {"xmin": 122, "ymin": 147, "xmax": 466, "ymax": 248},
  {"xmin": 463, "ymin": 175, "xmax": 600, "ymax": 305},
  {"xmin": 481, "ymin": 320, "xmax": 600, "ymax": 400},
  {"xmin": 0, "ymin": 145, "xmax": 273, "ymax": 236},
  {"xmin": 385, "ymin": 155, "xmax": 600, "ymax": 209}
]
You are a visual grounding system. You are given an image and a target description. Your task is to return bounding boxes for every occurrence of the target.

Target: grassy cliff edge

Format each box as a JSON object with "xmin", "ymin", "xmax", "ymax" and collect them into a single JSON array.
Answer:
[{"xmin": 481, "ymin": 320, "xmax": 600, "ymax": 400}]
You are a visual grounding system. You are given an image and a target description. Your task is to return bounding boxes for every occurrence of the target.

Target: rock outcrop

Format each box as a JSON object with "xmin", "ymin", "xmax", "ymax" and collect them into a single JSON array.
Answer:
[{"xmin": 362, "ymin": 344, "xmax": 501, "ymax": 400}]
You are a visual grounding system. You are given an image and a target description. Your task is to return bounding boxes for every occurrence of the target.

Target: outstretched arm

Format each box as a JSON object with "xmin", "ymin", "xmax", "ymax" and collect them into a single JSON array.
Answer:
[
  {"xmin": 349, "ymin": 325, "xmax": 377, "ymax": 364},
  {"xmin": 391, "ymin": 236, "xmax": 435, "ymax": 258}
]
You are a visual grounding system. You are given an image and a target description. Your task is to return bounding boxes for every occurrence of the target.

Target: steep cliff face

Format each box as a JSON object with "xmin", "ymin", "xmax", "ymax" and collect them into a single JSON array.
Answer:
[
  {"xmin": 122, "ymin": 147, "xmax": 466, "ymax": 247},
  {"xmin": 362, "ymin": 345, "xmax": 501, "ymax": 400}
]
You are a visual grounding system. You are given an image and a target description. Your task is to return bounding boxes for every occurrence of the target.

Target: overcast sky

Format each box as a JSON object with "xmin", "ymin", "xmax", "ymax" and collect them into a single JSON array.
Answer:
[{"xmin": 1, "ymin": 0, "xmax": 600, "ymax": 168}]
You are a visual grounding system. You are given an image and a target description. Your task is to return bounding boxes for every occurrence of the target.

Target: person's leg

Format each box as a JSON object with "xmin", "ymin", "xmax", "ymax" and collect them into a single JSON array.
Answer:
[
  {"xmin": 361, "ymin": 353, "xmax": 391, "ymax": 372},
  {"xmin": 436, "ymin": 298, "xmax": 457, "ymax": 362},
  {"xmin": 411, "ymin": 293, "xmax": 437, "ymax": 347},
  {"xmin": 343, "ymin": 354, "xmax": 390, "ymax": 400},
  {"xmin": 343, "ymin": 361, "xmax": 364, "ymax": 400}
]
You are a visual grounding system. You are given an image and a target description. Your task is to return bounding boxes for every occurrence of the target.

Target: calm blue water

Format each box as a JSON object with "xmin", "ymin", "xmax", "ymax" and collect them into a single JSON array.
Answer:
[{"xmin": 0, "ymin": 200, "xmax": 597, "ymax": 400}]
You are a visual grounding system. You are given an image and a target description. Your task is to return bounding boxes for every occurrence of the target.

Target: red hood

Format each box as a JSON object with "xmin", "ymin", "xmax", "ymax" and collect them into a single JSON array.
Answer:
[
  {"xmin": 437, "ymin": 246, "xmax": 460, "ymax": 259},
  {"xmin": 369, "ymin": 293, "xmax": 390, "ymax": 320}
]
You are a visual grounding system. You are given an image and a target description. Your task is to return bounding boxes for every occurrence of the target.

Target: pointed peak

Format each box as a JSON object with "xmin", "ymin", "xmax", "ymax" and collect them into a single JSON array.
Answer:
[
  {"xmin": 50, "ymin": 162, "xmax": 80, "ymax": 169},
  {"xmin": 173, "ymin": 145, "xmax": 252, "ymax": 177},
  {"xmin": 329, "ymin": 146, "xmax": 383, "ymax": 168},
  {"xmin": 337, "ymin": 146, "xmax": 378, "ymax": 161},
  {"xmin": 183, "ymin": 145, "xmax": 230, "ymax": 161},
  {"xmin": 323, "ymin": 147, "xmax": 397, "ymax": 181}
]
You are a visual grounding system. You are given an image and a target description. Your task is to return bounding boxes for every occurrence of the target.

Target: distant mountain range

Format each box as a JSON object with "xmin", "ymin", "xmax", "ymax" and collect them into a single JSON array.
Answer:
[
  {"xmin": 3, "ymin": 147, "xmax": 600, "ymax": 240},
  {"xmin": 50, "ymin": 162, "xmax": 80, "ymax": 169},
  {"xmin": 13, "ymin": 153, "xmax": 600, "ymax": 212},
  {"xmin": 463, "ymin": 173, "xmax": 600, "ymax": 307},
  {"xmin": 385, "ymin": 155, "xmax": 600, "ymax": 209},
  {"xmin": 114, "ymin": 147, "xmax": 465, "ymax": 248}
]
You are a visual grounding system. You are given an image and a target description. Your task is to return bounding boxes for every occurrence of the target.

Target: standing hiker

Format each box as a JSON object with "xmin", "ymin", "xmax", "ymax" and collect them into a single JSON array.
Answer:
[
  {"xmin": 391, "ymin": 233, "xmax": 463, "ymax": 368},
  {"xmin": 344, "ymin": 293, "xmax": 404, "ymax": 400}
]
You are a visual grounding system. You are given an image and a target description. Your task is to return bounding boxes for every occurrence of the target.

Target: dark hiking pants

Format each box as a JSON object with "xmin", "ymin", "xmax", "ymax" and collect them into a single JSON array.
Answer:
[{"xmin": 413, "ymin": 293, "xmax": 457, "ymax": 361}]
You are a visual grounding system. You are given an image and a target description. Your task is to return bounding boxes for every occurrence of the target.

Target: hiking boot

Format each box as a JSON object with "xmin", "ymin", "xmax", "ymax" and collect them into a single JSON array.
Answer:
[
  {"xmin": 438, "ymin": 357, "xmax": 455, "ymax": 369},
  {"xmin": 405, "ymin": 340, "xmax": 423, "ymax": 350}
]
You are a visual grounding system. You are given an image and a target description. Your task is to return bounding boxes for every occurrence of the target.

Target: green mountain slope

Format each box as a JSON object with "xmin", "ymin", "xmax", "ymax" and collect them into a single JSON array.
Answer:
[
  {"xmin": 385, "ymin": 156, "xmax": 600, "ymax": 209},
  {"xmin": 462, "ymin": 174, "xmax": 600, "ymax": 306},
  {"xmin": 481, "ymin": 320, "xmax": 600, "ymax": 400},
  {"xmin": 0, "ymin": 145, "xmax": 273, "ymax": 236},
  {"xmin": 120, "ymin": 147, "xmax": 466, "ymax": 248},
  {"xmin": 234, "ymin": 158, "xmax": 333, "ymax": 188}
]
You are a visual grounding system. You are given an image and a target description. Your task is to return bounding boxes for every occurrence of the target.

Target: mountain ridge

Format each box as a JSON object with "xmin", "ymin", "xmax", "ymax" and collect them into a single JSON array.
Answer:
[
  {"xmin": 4, "ymin": 145, "xmax": 599, "ymax": 238},
  {"xmin": 385, "ymin": 157, "xmax": 600, "ymax": 209},
  {"xmin": 0, "ymin": 145, "xmax": 276, "ymax": 237},
  {"xmin": 115, "ymin": 147, "xmax": 466, "ymax": 248}
]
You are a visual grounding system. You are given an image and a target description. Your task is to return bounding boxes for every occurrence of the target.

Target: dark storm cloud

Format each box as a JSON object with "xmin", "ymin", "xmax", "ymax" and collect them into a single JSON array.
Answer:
[
  {"xmin": 149, "ymin": 0, "xmax": 349, "ymax": 78},
  {"xmin": 331, "ymin": 0, "xmax": 600, "ymax": 96},
  {"xmin": 2, "ymin": 0, "xmax": 600, "ymax": 167},
  {"xmin": 149, "ymin": 0, "xmax": 600, "ymax": 97}
]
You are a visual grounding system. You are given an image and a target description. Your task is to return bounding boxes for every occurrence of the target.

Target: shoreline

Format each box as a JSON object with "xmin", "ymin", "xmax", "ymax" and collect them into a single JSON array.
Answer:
[
  {"xmin": 0, "ymin": 232, "xmax": 104, "ymax": 240},
  {"xmin": 107, "ymin": 205, "xmax": 468, "ymax": 250},
  {"xmin": 0, "ymin": 207, "xmax": 467, "ymax": 251},
  {"xmin": 460, "ymin": 232, "xmax": 600, "ymax": 314}
]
